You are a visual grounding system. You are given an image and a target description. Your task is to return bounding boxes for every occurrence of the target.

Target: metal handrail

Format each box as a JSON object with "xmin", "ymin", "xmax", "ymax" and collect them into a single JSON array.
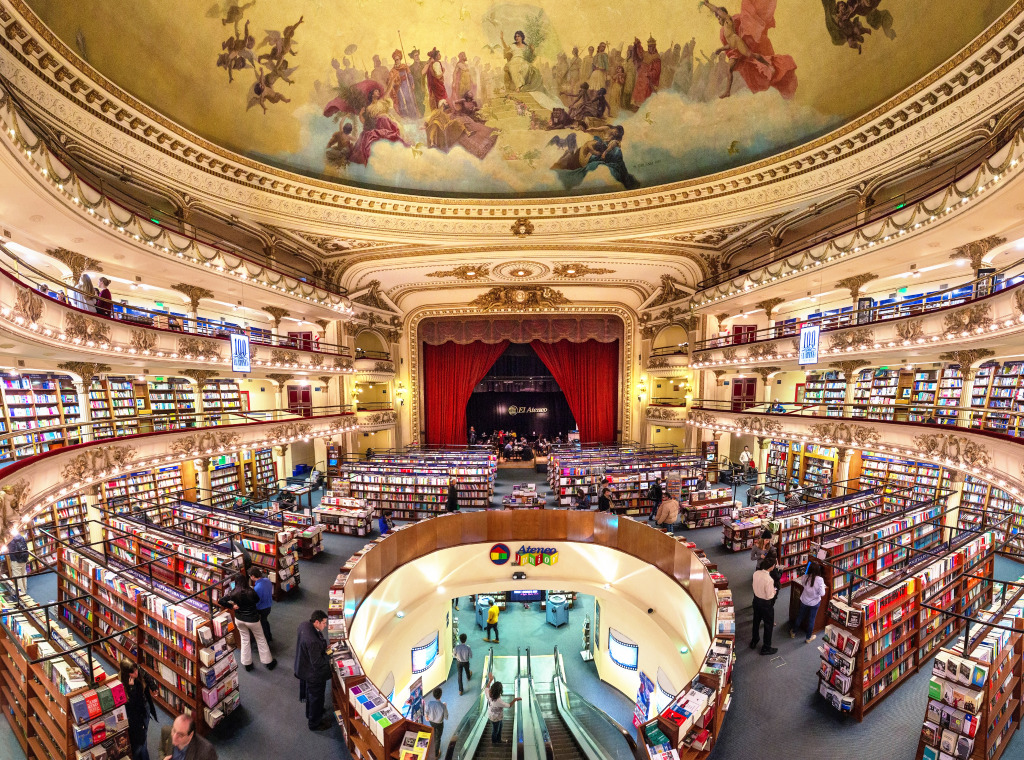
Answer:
[
  {"xmin": 1, "ymin": 83, "xmax": 349, "ymax": 300},
  {"xmin": 0, "ymin": 403, "xmax": 354, "ymax": 467},
  {"xmin": 692, "ymin": 255, "xmax": 1024, "ymax": 350},
  {"xmin": 695, "ymin": 123, "xmax": 1020, "ymax": 291},
  {"xmin": 688, "ymin": 398, "xmax": 1024, "ymax": 439},
  {"xmin": 0, "ymin": 243, "xmax": 353, "ymax": 356},
  {"xmin": 550, "ymin": 647, "xmax": 635, "ymax": 757},
  {"xmin": 444, "ymin": 647, "xmax": 494, "ymax": 760}
]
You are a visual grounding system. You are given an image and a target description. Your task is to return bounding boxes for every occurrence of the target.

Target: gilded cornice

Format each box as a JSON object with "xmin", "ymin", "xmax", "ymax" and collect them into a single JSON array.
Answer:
[{"xmin": 1, "ymin": 0, "xmax": 1022, "ymax": 236}]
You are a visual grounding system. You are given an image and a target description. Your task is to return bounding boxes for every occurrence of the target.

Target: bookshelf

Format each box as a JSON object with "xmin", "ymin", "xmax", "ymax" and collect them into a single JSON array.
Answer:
[
  {"xmin": 766, "ymin": 440, "xmax": 789, "ymax": 492},
  {"xmin": 852, "ymin": 369, "xmax": 873, "ymax": 417},
  {"xmin": 26, "ymin": 495, "xmax": 87, "ymax": 573},
  {"xmin": 209, "ymin": 455, "xmax": 242, "ymax": 509},
  {"xmin": 279, "ymin": 511, "xmax": 325, "ymax": 559},
  {"xmin": 721, "ymin": 518, "xmax": 761, "ymax": 553},
  {"xmin": 935, "ymin": 366, "xmax": 962, "ymax": 426},
  {"xmin": 605, "ymin": 457, "xmax": 706, "ymax": 518},
  {"xmin": 54, "ymin": 545, "xmax": 241, "ymax": 733},
  {"xmin": 803, "ymin": 370, "xmax": 847, "ymax": 417},
  {"xmin": 682, "ymin": 488, "xmax": 734, "ymax": 530},
  {"xmin": 915, "ymin": 579, "xmax": 1024, "ymax": 760},
  {"xmin": 985, "ymin": 361, "xmax": 1024, "ymax": 434},
  {"xmin": 57, "ymin": 375, "xmax": 81, "ymax": 444},
  {"xmin": 550, "ymin": 448, "xmax": 701, "ymax": 509},
  {"xmin": 314, "ymin": 494, "xmax": 374, "ymax": 536},
  {"xmin": 800, "ymin": 444, "xmax": 837, "ymax": 500},
  {"xmin": 148, "ymin": 379, "xmax": 179, "ymax": 431},
  {"xmin": 856, "ymin": 452, "xmax": 946, "ymax": 512},
  {"xmin": 252, "ymin": 448, "xmax": 277, "ymax": 495},
  {"xmin": 969, "ymin": 362, "xmax": 996, "ymax": 429},
  {"xmin": 817, "ymin": 531, "xmax": 995, "ymax": 721},
  {"xmin": 107, "ymin": 376, "xmax": 140, "ymax": 436},
  {"xmin": 89, "ymin": 379, "xmax": 114, "ymax": 438},
  {"xmin": 172, "ymin": 378, "xmax": 198, "ymax": 427},
  {"xmin": 908, "ymin": 369, "xmax": 938, "ymax": 422}
]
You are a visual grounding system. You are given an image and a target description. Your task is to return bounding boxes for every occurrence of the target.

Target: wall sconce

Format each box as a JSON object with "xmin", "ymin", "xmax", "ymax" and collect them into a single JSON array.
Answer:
[
  {"xmin": 636, "ymin": 380, "xmax": 647, "ymax": 403},
  {"xmin": 395, "ymin": 381, "xmax": 406, "ymax": 406}
]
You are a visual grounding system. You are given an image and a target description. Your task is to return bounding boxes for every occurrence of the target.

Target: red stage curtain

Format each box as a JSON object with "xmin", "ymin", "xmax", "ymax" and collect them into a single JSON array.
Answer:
[
  {"xmin": 423, "ymin": 340, "xmax": 510, "ymax": 446},
  {"xmin": 530, "ymin": 339, "xmax": 619, "ymax": 444}
]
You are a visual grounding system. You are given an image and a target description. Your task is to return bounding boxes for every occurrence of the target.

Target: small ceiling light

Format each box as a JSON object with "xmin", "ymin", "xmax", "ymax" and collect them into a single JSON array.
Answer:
[
  {"xmin": 566, "ymin": 268, "xmax": 576, "ymax": 274},
  {"xmin": 466, "ymin": 271, "xmax": 475, "ymax": 277},
  {"xmin": 396, "ymin": 611, "xmax": 405, "ymax": 618}
]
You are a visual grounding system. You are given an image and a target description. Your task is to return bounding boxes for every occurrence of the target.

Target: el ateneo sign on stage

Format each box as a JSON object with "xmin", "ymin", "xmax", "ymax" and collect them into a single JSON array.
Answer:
[{"xmin": 507, "ymin": 405, "xmax": 549, "ymax": 416}]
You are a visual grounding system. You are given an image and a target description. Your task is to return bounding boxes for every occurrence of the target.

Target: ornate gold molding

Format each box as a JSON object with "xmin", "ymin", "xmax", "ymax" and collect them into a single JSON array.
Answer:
[
  {"xmin": 179, "ymin": 369, "xmax": 218, "ymax": 383},
  {"xmin": 835, "ymin": 273, "xmax": 879, "ymax": 302},
  {"xmin": 261, "ymin": 306, "xmax": 291, "ymax": 328},
  {"xmin": 426, "ymin": 264, "xmax": 491, "ymax": 281},
  {"xmin": 64, "ymin": 313, "xmax": 110, "ymax": 343},
  {"xmin": 754, "ymin": 366, "xmax": 782, "ymax": 384},
  {"xmin": 12, "ymin": 286, "xmax": 44, "ymax": 323},
  {"xmin": 827, "ymin": 328, "xmax": 874, "ymax": 352},
  {"xmin": 169, "ymin": 284, "xmax": 214, "ymax": 312},
  {"xmin": 828, "ymin": 359, "xmax": 871, "ymax": 380},
  {"xmin": 266, "ymin": 373, "xmax": 294, "ymax": 386},
  {"xmin": 552, "ymin": 263, "xmax": 615, "ymax": 279},
  {"xmin": 46, "ymin": 247, "xmax": 102, "ymax": 282},
  {"xmin": 895, "ymin": 319, "xmax": 925, "ymax": 343},
  {"xmin": 168, "ymin": 430, "xmax": 241, "ymax": 457},
  {"xmin": 942, "ymin": 304, "xmax": 993, "ymax": 334},
  {"xmin": 467, "ymin": 286, "xmax": 569, "ymax": 311},
  {"xmin": 807, "ymin": 422, "xmax": 881, "ymax": 447},
  {"xmin": 938, "ymin": 348, "xmax": 995, "ymax": 370},
  {"xmin": 950, "ymin": 235, "xmax": 1007, "ymax": 270},
  {"xmin": 57, "ymin": 361, "xmax": 110, "ymax": 382},
  {"xmin": 60, "ymin": 444, "xmax": 137, "ymax": 480},
  {"xmin": 755, "ymin": 298, "xmax": 786, "ymax": 320},
  {"xmin": 177, "ymin": 337, "xmax": 221, "ymax": 360},
  {"xmin": 913, "ymin": 433, "xmax": 991, "ymax": 469}
]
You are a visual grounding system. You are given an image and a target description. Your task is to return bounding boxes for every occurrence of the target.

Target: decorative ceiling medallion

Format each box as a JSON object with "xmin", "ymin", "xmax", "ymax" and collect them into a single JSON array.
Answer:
[
  {"xmin": 468, "ymin": 286, "xmax": 569, "ymax": 311},
  {"xmin": 493, "ymin": 261, "xmax": 550, "ymax": 281},
  {"xmin": 552, "ymin": 263, "xmax": 615, "ymax": 279},
  {"xmin": 426, "ymin": 264, "xmax": 491, "ymax": 280}
]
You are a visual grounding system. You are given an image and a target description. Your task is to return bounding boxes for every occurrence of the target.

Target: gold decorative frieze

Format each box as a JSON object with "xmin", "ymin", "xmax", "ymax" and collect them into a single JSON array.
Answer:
[
  {"xmin": 827, "ymin": 328, "xmax": 873, "ymax": 352},
  {"xmin": 57, "ymin": 361, "xmax": 110, "ymax": 382},
  {"xmin": 552, "ymin": 263, "xmax": 614, "ymax": 279},
  {"xmin": 736, "ymin": 417, "xmax": 783, "ymax": 436},
  {"xmin": 128, "ymin": 329, "xmax": 156, "ymax": 353},
  {"xmin": 746, "ymin": 343, "xmax": 778, "ymax": 361},
  {"xmin": 60, "ymin": 445, "xmax": 137, "ymax": 481},
  {"xmin": 46, "ymin": 247, "xmax": 102, "ymax": 282},
  {"xmin": 913, "ymin": 433, "xmax": 991, "ymax": 469},
  {"xmin": 835, "ymin": 273, "xmax": 879, "ymax": 302},
  {"xmin": 12, "ymin": 286, "xmax": 44, "ymax": 323},
  {"xmin": 426, "ymin": 264, "xmax": 491, "ymax": 280},
  {"xmin": 63, "ymin": 313, "xmax": 110, "ymax": 343},
  {"xmin": 650, "ymin": 275, "xmax": 688, "ymax": 308},
  {"xmin": 0, "ymin": 479, "xmax": 31, "ymax": 536},
  {"xmin": 510, "ymin": 218, "xmax": 534, "ymax": 237},
  {"xmin": 168, "ymin": 430, "xmax": 242, "ymax": 457},
  {"xmin": 271, "ymin": 349, "xmax": 299, "ymax": 365},
  {"xmin": 894, "ymin": 319, "xmax": 925, "ymax": 343},
  {"xmin": 688, "ymin": 410, "xmax": 720, "ymax": 427},
  {"xmin": 942, "ymin": 304, "xmax": 992, "ymax": 334},
  {"xmin": 169, "ymin": 284, "xmax": 214, "ymax": 312},
  {"xmin": 177, "ymin": 337, "xmax": 221, "ymax": 360},
  {"xmin": 261, "ymin": 306, "xmax": 291, "ymax": 327},
  {"xmin": 807, "ymin": 422, "xmax": 880, "ymax": 447},
  {"xmin": 467, "ymin": 286, "xmax": 568, "ymax": 311}
]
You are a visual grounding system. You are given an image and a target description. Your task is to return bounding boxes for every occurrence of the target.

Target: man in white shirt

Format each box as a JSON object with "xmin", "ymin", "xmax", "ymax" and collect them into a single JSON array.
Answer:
[
  {"xmin": 453, "ymin": 633, "xmax": 473, "ymax": 695},
  {"xmin": 424, "ymin": 687, "xmax": 449, "ymax": 758},
  {"xmin": 750, "ymin": 556, "xmax": 779, "ymax": 655},
  {"xmin": 739, "ymin": 446, "xmax": 754, "ymax": 483}
]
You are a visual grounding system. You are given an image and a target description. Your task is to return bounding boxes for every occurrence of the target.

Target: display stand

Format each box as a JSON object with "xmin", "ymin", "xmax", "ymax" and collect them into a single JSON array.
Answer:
[{"xmin": 314, "ymin": 493, "xmax": 374, "ymax": 536}]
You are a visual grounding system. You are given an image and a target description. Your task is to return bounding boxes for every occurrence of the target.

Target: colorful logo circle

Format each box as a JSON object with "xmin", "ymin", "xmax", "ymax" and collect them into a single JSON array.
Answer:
[{"xmin": 489, "ymin": 543, "xmax": 511, "ymax": 565}]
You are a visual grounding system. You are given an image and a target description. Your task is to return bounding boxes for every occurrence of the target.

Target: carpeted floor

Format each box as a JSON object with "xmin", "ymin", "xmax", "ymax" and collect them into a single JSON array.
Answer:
[{"xmin": 3, "ymin": 475, "xmax": 1022, "ymax": 760}]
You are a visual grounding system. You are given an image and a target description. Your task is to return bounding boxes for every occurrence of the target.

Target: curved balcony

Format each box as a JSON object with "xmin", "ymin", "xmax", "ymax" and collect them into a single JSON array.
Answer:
[
  {"xmin": 0, "ymin": 258, "xmax": 356, "ymax": 375},
  {"xmin": 646, "ymin": 346, "xmax": 690, "ymax": 376},
  {"xmin": 685, "ymin": 399, "xmax": 1024, "ymax": 499},
  {"xmin": 0, "ymin": 405, "xmax": 358, "ymax": 546},
  {"xmin": 645, "ymin": 400, "xmax": 688, "ymax": 427},
  {"xmin": 355, "ymin": 402, "xmax": 398, "ymax": 430},
  {"xmin": 689, "ymin": 120, "xmax": 1024, "ymax": 306},
  {"xmin": 690, "ymin": 268, "xmax": 1024, "ymax": 370},
  {"xmin": 353, "ymin": 349, "xmax": 396, "ymax": 381}
]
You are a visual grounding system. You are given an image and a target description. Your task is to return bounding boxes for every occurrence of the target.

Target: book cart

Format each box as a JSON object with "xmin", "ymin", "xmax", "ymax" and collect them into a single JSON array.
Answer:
[
  {"xmin": 329, "ymin": 539, "xmax": 436, "ymax": 760},
  {"xmin": 817, "ymin": 530, "xmax": 995, "ymax": 722},
  {"xmin": 0, "ymin": 583, "xmax": 134, "ymax": 760},
  {"xmin": 166, "ymin": 501, "xmax": 301, "ymax": 600},
  {"xmin": 915, "ymin": 574, "xmax": 1024, "ymax": 760},
  {"xmin": 635, "ymin": 539, "xmax": 735, "ymax": 759},
  {"xmin": 53, "ymin": 541, "xmax": 241, "ymax": 734},
  {"xmin": 788, "ymin": 495, "xmax": 949, "ymax": 635}
]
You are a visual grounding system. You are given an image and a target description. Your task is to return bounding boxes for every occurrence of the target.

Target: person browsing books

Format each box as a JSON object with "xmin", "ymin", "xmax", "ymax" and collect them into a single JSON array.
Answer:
[
  {"xmin": 646, "ymin": 477, "xmax": 664, "ymax": 520},
  {"xmin": 424, "ymin": 687, "xmax": 449, "ymax": 758},
  {"xmin": 294, "ymin": 609, "xmax": 333, "ymax": 731},
  {"xmin": 598, "ymin": 488, "xmax": 614, "ymax": 512},
  {"xmin": 791, "ymin": 562, "xmax": 826, "ymax": 643},
  {"xmin": 121, "ymin": 659, "xmax": 158, "ymax": 760},
  {"xmin": 654, "ymin": 494, "xmax": 680, "ymax": 534},
  {"xmin": 750, "ymin": 556, "xmax": 779, "ymax": 655},
  {"xmin": 249, "ymin": 566, "xmax": 274, "ymax": 643},
  {"xmin": 453, "ymin": 634, "xmax": 473, "ymax": 694},
  {"xmin": 219, "ymin": 573, "xmax": 277, "ymax": 672}
]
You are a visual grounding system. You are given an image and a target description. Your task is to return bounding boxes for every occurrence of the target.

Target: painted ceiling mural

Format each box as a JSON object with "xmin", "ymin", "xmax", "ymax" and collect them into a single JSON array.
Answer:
[{"xmin": 22, "ymin": 0, "xmax": 1014, "ymax": 198}]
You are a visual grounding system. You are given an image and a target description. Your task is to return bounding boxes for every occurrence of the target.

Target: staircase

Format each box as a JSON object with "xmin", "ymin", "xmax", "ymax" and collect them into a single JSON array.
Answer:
[
  {"xmin": 534, "ymin": 688, "xmax": 585, "ymax": 759},
  {"xmin": 471, "ymin": 705, "xmax": 515, "ymax": 760}
]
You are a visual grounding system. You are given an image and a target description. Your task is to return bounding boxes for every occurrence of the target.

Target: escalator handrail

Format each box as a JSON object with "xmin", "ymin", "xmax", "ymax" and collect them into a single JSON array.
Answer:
[
  {"xmin": 552, "ymin": 651, "xmax": 638, "ymax": 758},
  {"xmin": 515, "ymin": 678, "xmax": 525, "ymax": 760},
  {"xmin": 528, "ymin": 677, "xmax": 555, "ymax": 760},
  {"xmin": 444, "ymin": 648, "xmax": 494, "ymax": 760}
]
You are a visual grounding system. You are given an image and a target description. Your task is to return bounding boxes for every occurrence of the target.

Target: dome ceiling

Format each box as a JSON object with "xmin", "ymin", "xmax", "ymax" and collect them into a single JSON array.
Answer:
[{"xmin": 22, "ymin": 0, "xmax": 1014, "ymax": 199}]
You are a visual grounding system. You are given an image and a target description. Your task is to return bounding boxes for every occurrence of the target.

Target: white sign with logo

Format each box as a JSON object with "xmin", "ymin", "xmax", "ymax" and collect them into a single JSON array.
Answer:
[
  {"xmin": 230, "ymin": 333, "xmax": 251, "ymax": 373},
  {"xmin": 798, "ymin": 324, "xmax": 820, "ymax": 366}
]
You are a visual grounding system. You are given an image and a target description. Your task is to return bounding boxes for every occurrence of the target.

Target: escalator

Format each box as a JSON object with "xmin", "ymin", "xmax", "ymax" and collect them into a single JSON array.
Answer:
[{"xmin": 533, "ymin": 688, "xmax": 586, "ymax": 759}]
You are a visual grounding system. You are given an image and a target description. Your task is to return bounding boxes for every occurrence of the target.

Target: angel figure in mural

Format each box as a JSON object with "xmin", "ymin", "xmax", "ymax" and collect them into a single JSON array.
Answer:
[
  {"xmin": 216, "ymin": 19, "xmax": 255, "ymax": 82},
  {"xmin": 700, "ymin": 0, "xmax": 797, "ymax": 100},
  {"xmin": 548, "ymin": 125, "xmax": 638, "ymax": 191},
  {"xmin": 248, "ymin": 65, "xmax": 292, "ymax": 112},
  {"xmin": 258, "ymin": 16, "xmax": 304, "ymax": 67},
  {"xmin": 206, "ymin": 1, "xmax": 255, "ymax": 35},
  {"xmin": 500, "ymin": 30, "xmax": 543, "ymax": 92},
  {"xmin": 822, "ymin": 0, "xmax": 895, "ymax": 54}
]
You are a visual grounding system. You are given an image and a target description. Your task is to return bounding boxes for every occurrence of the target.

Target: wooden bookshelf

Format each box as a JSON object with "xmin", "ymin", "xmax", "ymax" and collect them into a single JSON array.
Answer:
[
  {"xmin": 682, "ymin": 488, "xmax": 734, "ymax": 530},
  {"xmin": 26, "ymin": 494, "xmax": 86, "ymax": 573},
  {"xmin": 818, "ymin": 531, "xmax": 995, "ymax": 721},
  {"xmin": 914, "ymin": 579, "xmax": 1024, "ymax": 760},
  {"xmin": 314, "ymin": 494, "xmax": 374, "ymax": 536},
  {"xmin": 209, "ymin": 454, "xmax": 242, "ymax": 509}
]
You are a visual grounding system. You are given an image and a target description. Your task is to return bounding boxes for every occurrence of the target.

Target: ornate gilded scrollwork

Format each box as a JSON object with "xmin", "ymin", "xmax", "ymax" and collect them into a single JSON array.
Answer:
[
  {"xmin": 374, "ymin": 360, "xmax": 394, "ymax": 371},
  {"xmin": 177, "ymin": 336, "xmax": 221, "ymax": 360},
  {"xmin": 647, "ymin": 356, "xmax": 669, "ymax": 369},
  {"xmin": 827, "ymin": 328, "xmax": 873, "ymax": 352},
  {"xmin": 913, "ymin": 433, "xmax": 991, "ymax": 469},
  {"xmin": 57, "ymin": 361, "xmax": 110, "ymax": 382},
  {"xmin": 808, "ymin": 422, "xmax": 881, "ymax": 447},
  {"xmin": 720, "ymin": 347, "xmax": 737, "ymax": 361},
  {"xmin": 0, "ymin": 480, "xmax": 31, "ymax": 537},
  {"xmin": 467, "ymin": 286, "xmax": 569, "ymax": 311},
  {"xmin": 895, "ymin": 319, "xmax": 925, "ymax": 343},
  {"xmin": 364, "ymin": 411, "xmax": 398, "ymax": 426},
  {"xmin": 60, "ymin": 445, "xmax": 138, "ymax": 481},
  {"xmin": 64, "ymin": 313, "xmax": 111, "ymax": 342},
  {"xmin": 129, "ymin": 329, "xmax": 156, "ymax": 353},
  {"xmin": 12, "ymin": 287, "xmax": 45, "ymax": 323},
  {"xmin": 268, "ymin": 422, "xmax": 313, "ymax": 440},
  {"xmin": 168, "ymin": 430, "xmax": 242, "ymax": 457},
  {"xmin": 647, "ymin": 407, "xmax": 682, "ymax": 420},
  {"xmin": 746, "ymin": 342, "xmax": 778, "ymax": 361},
  {"xmin": 688, "ymin": 410, "xmax": 719, "ymax": 427},
  {"xmin": 736, "ymin": 417, "xmax": 783, "ymax": 436},
  {"xmin": 271, "ymin": 349, "xmax": 299, "ymax": 364},
  {"xmin": 835, "ymin": 273, "xmax": 878, "ymax": 301},
  {"xmin": 942, "ymin": 304, "xmax": 992, "ymax": 334}
]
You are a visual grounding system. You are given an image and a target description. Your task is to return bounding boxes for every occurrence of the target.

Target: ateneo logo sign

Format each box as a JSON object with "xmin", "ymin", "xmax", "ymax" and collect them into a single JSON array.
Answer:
[
  {"xmin": 507, "ymin": 405, "xmax": 548, "ymax": 416},
  {"xmin": 489, "ymin": 543, "xmax": 511, "ymax": 565},
  {"xmin": 512, "ymin": 545, "xmax": 559, "ymax": 567}
]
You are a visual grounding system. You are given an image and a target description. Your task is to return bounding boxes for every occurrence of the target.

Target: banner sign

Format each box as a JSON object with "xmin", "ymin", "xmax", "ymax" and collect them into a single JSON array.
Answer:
[
  {"xmin": 230, "ymin": 333, "xmax": 251, "ymax": 373},
  {"xmin": 798, "ymin": 324, "xmax": 820, "ymax": 366}
]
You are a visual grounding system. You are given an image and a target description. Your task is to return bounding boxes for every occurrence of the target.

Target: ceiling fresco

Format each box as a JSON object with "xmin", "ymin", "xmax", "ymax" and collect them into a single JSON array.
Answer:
[{"xmin": 21, "ymin": 0, "xmax": 1015, "ymax": 198}]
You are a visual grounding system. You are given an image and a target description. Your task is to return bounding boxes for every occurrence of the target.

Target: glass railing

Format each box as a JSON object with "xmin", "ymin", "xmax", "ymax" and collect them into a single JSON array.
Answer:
[{"xmin": 551, "ymin": 648, "xmax": 635, "ymax": 760}]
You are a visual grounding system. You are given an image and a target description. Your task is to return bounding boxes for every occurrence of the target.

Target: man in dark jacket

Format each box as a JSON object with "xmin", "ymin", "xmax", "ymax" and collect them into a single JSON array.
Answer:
[
  {"xmin": 6, "ymin": 528, "xmax": 29, "ymax": 595},
  {"xmin": 646, "ymin": 478, "xmax": 663, "ymax": 521},
  {"xmin": 295, "ymin": 609, "xmax": 333, "ymax": 731},
  {"xmin": 160, "ymin": 714, "xmax": 217, "ymax": 760},
  {"xmin": 445, "ymin": 479, "xmax": 459, "ymax": 512}
]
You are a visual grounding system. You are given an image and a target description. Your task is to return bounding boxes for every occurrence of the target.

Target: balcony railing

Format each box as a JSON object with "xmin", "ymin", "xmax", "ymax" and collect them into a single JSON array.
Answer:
[
  {"xmin": 694, "ymin": 121, "xmax": 1021, "ymax": 292},
  {"xmin": 694, "ymin": 257, "xmax": 1024, "ymax": 352},
  {"xmin": 0, "ymin": 404, "xmax": 354, "ymax": 466},
  {"xmin": 355, "ymin": 401, "xmax": 394, "ymax": 412}
]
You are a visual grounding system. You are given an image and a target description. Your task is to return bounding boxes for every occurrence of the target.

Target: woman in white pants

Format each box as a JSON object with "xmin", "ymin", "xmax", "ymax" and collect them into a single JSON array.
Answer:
[{"xmin": 219, "ymin": 573, "xmax": 277, "ymax": 671}]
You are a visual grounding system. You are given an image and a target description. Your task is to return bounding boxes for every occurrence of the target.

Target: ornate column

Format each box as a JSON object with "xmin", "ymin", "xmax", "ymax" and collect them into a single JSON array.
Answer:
[
  {"xmin": 756, "ymin": 298, "xmax": 786, "ymax": 337},
  {"xmin": 950, "ymin": 235, "xmax": 1006, "ymax": 277},
  {"xmin": 755, "ymin": 367, "xmax": 781, "ymax": 404},
  {"xmin": 940, "ymin": 349, "xmax": 995, "ymax": 428},
  {"xmin": 273, "ymin": 444, "xmax": 292, "ymax": 484},
  {"xmin": 195, "ymin": 456, "xmax": 212, "ymax": 502},
  {"xmin": 830, "ymin": 360, "xmax": 871, "ymax": 408},
  {"xmin": 835, "ymin": 447, "xmax": 851, "ymax": 496},
  {"xmin": 267, "ymin": 374, "xmax": 294, "ymax": 417},
  {"xmin": 940, "ymin": 469, "xmax": 967, "ymax": 544},
  {"xmin": 755, "ymin": 436, "xmax": 771, "ymax": 485},
  {"xmin": 58, "ymin": 362, "xmax": 110, "ymax": 443},
  {"xmin": 180, "ymin": 370, "xmax": 218, "ymax": 421},
  {"xmin": 170, "ymin": 284, "xmax": 215, "ymax": 330},
  {"xmin": 835, "ymin": 273, "xmax": 879, "ymax": 307},
  {"xmin": 262, "ymin": 307, "xmax": 291, "ymax": 340}
]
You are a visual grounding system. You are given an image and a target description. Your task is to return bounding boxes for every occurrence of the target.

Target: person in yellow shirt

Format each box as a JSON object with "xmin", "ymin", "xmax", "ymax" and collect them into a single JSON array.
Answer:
[{"xmin": 485, "ymin": 601, "xmax": 500, "ymax": 643}]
